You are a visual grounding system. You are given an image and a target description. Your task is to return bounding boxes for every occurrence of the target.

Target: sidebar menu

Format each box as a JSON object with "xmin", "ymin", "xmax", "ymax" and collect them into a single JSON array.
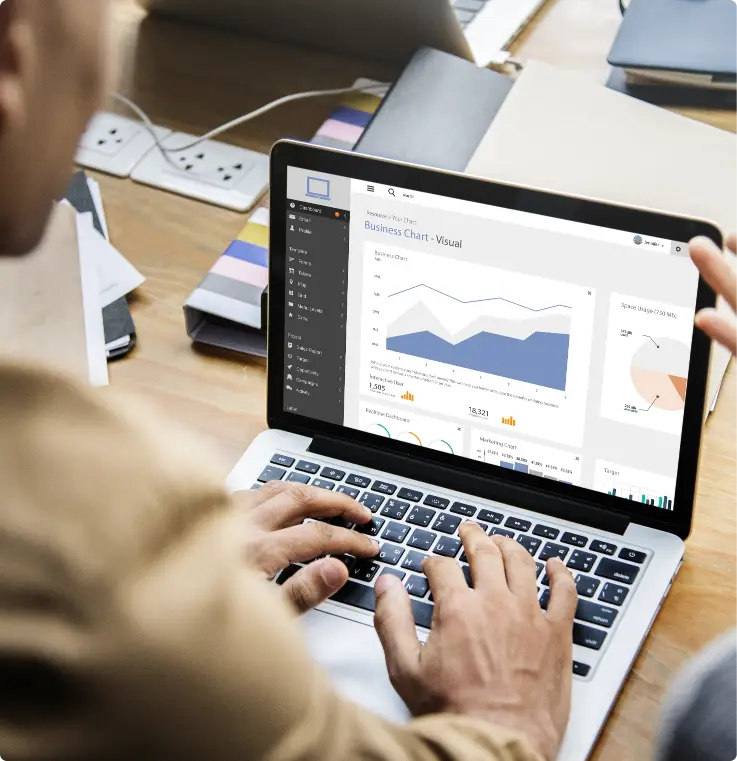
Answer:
[{"xmin": 283, "ymin": 200, "xmax": 350, "ymax": 424}]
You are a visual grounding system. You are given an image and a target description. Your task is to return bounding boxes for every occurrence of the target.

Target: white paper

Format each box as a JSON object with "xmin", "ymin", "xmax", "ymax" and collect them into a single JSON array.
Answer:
[
  {"xmin": 76, "ymin": 214, "xmax": 109, "ymax": 387},
  {"xmin": 76, "ymin": 213, "xmax": 145, "ymax": 308}
]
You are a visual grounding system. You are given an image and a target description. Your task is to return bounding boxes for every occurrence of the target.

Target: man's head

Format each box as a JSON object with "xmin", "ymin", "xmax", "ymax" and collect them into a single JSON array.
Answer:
[{"xmin": 0, "ymin": 0, "xmax": 108, "ymax": 255}]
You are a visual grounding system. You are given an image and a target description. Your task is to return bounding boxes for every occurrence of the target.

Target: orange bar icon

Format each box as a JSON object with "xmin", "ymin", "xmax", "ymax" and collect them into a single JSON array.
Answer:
[
  {"xmin": 401, "ymin": 391, "xmax": 415, "ymax": 402},
  {"xmin": 502, "ymin": 416, "xmax": 516, "ymax": 427}
]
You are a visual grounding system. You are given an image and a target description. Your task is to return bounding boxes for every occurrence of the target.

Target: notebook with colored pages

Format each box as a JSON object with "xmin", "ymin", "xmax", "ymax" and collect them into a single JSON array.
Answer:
[{"xmin": 184, "ymin": 82, "xmax": 384, "ymax": 357}]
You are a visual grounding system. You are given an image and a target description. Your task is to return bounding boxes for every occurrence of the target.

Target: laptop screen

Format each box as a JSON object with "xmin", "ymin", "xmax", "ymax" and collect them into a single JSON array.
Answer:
[{"xmin": 282, "ymin": 165, "xmax": 701, "ymax": 512}]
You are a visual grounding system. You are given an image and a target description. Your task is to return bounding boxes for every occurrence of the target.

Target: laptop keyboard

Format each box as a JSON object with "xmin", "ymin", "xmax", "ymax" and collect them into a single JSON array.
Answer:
[
  {"xmin": 258, "ymin": 453, "xmax": 651, "ymax": 679},
  {"xmin": 452, "ymin": 0, "xmax": 489, "ymax": 28}
]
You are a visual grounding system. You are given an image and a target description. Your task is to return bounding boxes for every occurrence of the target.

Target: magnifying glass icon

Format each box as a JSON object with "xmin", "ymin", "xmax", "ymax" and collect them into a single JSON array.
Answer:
[{"xmin": 388, "ymin": 188, "xmax": 396, "ymax": 197}]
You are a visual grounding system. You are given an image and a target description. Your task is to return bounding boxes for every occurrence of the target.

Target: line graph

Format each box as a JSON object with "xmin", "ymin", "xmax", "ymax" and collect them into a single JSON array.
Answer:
[
  {"xmin": 385, "ymin": 280, "xmax": 574, "ymax": 391},
  {"xmin": 388, "ymin": 284, "xmax": 573, "ymax": 312}
]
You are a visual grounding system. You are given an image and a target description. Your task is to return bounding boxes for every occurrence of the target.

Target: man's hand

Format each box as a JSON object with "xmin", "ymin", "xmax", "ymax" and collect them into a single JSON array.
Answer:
[
  {"xmin": 691, "ymin": 233, "xmax": 737, "ymax": 355},
  {"xmin": 374, "ymin": 523, "xmax": 577, "ymax": 761},
  {"xmin": 235, "ymin": 482, "xmax": 378, "ymax": 613}
]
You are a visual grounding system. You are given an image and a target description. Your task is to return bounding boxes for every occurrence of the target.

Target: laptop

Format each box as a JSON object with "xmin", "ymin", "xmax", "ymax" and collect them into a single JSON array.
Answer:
[
  {"xmin": 608, "ymin": 0, "xmax": 737, "ymax": 91},
  {"xmin": 139, "ymin": 0, "xmax": 549, "ymax": 66},
  {"xmin": 228, "ymin": 141, "xmax": 719, "ymax": 760}
]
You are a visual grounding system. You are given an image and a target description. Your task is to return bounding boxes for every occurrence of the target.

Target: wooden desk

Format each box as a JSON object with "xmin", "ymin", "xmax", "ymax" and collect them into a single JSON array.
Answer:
[{"xmin": 104, "ymin": 3, "xmax": 736, "ymax": 759}]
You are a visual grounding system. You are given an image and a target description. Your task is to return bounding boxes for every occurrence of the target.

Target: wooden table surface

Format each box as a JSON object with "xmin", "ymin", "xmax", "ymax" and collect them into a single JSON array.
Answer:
[{"xmin": 104, "ymin": 2, "xmax": 736, "ymax": 759}]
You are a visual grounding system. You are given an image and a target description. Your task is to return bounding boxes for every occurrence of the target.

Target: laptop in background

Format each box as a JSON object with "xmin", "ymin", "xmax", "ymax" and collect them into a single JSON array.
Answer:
[
  {"xmin": 608, "ymin": 0, "xmax": 736, "ymax": 90},
  {"xmin": 139, "ymin": 0, "xmax": 550, "ymax": 66}
]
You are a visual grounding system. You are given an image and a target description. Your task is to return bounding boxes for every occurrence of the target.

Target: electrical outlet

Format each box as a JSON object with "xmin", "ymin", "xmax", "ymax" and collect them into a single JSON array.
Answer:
[
  {"xmin": 76, "ymin": 113, "xmax": 172, "ymax": 178},
  {"xmin": 130, "ymin": 133, "xmax": 269, "ymax": 212}
]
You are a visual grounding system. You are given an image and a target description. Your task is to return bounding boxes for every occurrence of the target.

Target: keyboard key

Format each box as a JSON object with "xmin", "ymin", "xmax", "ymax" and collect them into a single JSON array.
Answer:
[
  {"xmin": 505, "ymin": 517, "xmax": 532, "ymax": 532},
  {"xmin": 332, "ymin": 579, "xmax": 376, "ymax": 612},
  {"xmin": 359, "ymin": 493, "xmax": 384, "ymax": 512},
  {"xmin": 276, "ymin": 564, "xmax": 301, "ymax": 585},
  {"xmin": 434, "ymin": 536, "xmax": 462, "ymax": 558},
  {"xmin": 270, "ymin": 454, "xmax": 295, "ymax": 468},
  {"xmin": 517, "ymin": 535, "xmax": 542, "ymax": 556},
  {"xmin": 533, "ymin": 524, "xmax": 560, "ymax": 540},
  {"xmin": 402, "ymin": 550, "xmax": 428, "ymax": 573},
  {"xmin": 599, "ymin": 582, "xmax": 629, "ymax": 606},
  {"xmin": 407, "ymin": 529, "xmax": 437, "ymax": 552},
  {"xmin": 407, "ymin": 506, "xmax": 436, "ymax": 528},
  {"xmin": 575, "ymin": 574, "xmax": 601, "ymax": 598},
  {"xmin": 471, "ymin": 521, "xmax": 490, "ymax": 533},
  {"xmin": 539, "ymin": 542, "xmax": 569, "ymax": 562},
  {"xmin": 573, "ymin": 623, "xmax": 607, "ymax": 651},
  {"xmin": 576, "ymin": 599, "xmax": 618, "ymax": 628},
  {"xmin": 461, "ymin": 564, "xmax": 473, "ymax": 587},
  {"xmin": 406, "ymin": 574, "xmax": 429, "ymax": 598},
  {"xmin": 337, "ymin": 485, "xmax": 360, "ymax": 499},
  {"xmin": 311, "ymin": 478, "xmax": 334, "ymax": 490},
  {"xmin": 539, "ymin": 588, "xmax": 550, "ymax": 609},
  {"xmin": 454, "ymin": 8, "xmax": 474, "ymax": 24},
  {"xmin": 346, "ymin": 474, "xmax": 371, "ymax": 488},
  {"xmin": 258, "ymin": 465, "xmax": 286, "ymax": 483},
  {"xmin": 357, "ymin": 517, "xmax": 385, "ymax": 537},
  {"xmin": 411, "ymin": 599, "xmax": 434, "ymax": 629},
  {"xmin": 572, "ymin": 661, "xmax": 591, "ymax": 677},
  {"xmin": 382, "ymin": 521, "xmax": 410, "ymax": 544},
  {"xmin": 424, "ymin": 494, "xmax": 450, "ymax": 509},
  {"xmin": 381, "ymin": 567, "xmax": 406, "ymax": 581},
  {"xmin": 567, "ymin": 550, "xmax": 596, "ymax": 573},
  {"xmin": 535, "ymin": 561, "xmax": 544, "ymax": 578},
  {"xmin": 286, "ymin": 472, "xmax": 310, "ymax": 484},
  {"xmin": 619, "ymin": 548, "xmax": 647, "ymax": 564},
  {"xmin": 378, "ymin": 543, "xmax": 404, "ymax": 566},
  {"xmin": 381, "ymin": 499, "xmax": 410, "ymax": 520},
  {"xmin": 590, "ymin": 540, "xmax": 617, "ymax": 556},
  {"xmin": 432, "ymin": 513, "xmax": 462, "ymax": 535},
  {"xmin": 491, "ymin": 528, "xmax": 515, "ymax": 539},
  {"xmin": 321, "ymin": 467, "xmax": 345, "ymax": 481},
  {"xmin": 295, "ymin": 460, "xmax": 320, "ymax": 474},
  {"xmin": 595, "ymin": 557, "xmax": 640, "ymax": 585},
  {"xmin": 372, "ymin": 480, "xmax": 397, "ymax": 495},
  {"xmin": 398, "ymin": 487, "xmax": 423, "ymax": 502},
  {"xmin": 561, "ymin": 532, "xmax": 588, "ymax": 548},
  {"xmin": 450, "ymin": 501, "xmax": 476, "ymax": 517},
  {"xmin": 541, "ymin": 572, "xmax": 549, "ymax": 586},
  {"xmin": 350, "ymin": 559, "xmax": 379, "ymax": 583},
  {"xmin": 478, "ymin": 509, "xmax": 504, "ymax": 524}
]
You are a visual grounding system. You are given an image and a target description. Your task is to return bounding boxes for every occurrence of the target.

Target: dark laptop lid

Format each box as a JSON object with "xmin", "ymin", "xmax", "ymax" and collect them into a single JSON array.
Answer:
[{"xmin": 608, "ymin": 0, "xmax": 737, "ymax": 80}]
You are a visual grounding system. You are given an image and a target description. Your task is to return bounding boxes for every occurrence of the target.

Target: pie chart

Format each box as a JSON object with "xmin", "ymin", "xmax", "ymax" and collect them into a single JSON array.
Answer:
[{"xmin": 630, "ymin": 337, "xmax": 689, "ymax": 412}]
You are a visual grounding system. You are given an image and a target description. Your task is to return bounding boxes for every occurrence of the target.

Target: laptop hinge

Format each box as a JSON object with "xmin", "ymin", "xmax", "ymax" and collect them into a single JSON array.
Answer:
[{"xmin": 309, "ymin": 435, "xmax": 631, "ymax": 536}]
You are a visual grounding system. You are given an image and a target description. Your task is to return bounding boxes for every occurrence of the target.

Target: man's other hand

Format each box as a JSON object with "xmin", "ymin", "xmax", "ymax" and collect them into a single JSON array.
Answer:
[
  {"xmin": 235, "ymin": 483, "xmax": 378, "ymax": 613},
  {"xmin": 374, "ymin": 523, "xmax": 577, "ymax": 761}
]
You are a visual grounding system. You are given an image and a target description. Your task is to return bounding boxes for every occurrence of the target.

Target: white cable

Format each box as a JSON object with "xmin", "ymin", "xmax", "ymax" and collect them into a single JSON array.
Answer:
[{"xmin": 112, "ymin": 82, "xmax": 389, "ymax": 164}]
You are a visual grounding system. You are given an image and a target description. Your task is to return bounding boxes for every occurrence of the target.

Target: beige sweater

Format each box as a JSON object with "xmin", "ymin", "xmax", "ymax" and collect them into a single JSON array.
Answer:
[{"xmin": 0, "ymin": 362, "xmax": 541, "ymax": 761}]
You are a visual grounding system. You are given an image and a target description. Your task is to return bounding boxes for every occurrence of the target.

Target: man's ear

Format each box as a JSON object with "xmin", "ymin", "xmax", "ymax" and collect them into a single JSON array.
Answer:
[{"xmin": 0, "ymin": 0, "xmax": 28, "ymax": 136}]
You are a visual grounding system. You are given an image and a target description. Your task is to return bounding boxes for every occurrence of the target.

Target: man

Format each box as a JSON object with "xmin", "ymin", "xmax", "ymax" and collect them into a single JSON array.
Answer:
[
  {"xmin": 0, "ymin": 4, "xmax": 733, "ymax": 761},
  {"xmin": 0, "ymin": 3, "xmax": 578, "ymax": 761}
]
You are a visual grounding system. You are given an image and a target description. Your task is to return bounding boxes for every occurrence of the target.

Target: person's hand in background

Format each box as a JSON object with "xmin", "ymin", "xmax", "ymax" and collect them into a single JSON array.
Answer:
[
  {"xmin": 690, "ymin": 233, "xmax": 736, "ymax": 355},
  {"xmin": 374, "ymin": 523, "xmax": 577, "ymax": 761},
  {"xmin": 235, "ymin": 483, "xmax": 378, "ymax": 613}
]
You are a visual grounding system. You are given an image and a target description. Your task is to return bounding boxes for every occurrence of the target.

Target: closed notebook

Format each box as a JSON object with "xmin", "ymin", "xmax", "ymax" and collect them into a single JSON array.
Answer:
[{"xmin": 466, "ymin": 59, "xmax": 735, "ymax": 410}]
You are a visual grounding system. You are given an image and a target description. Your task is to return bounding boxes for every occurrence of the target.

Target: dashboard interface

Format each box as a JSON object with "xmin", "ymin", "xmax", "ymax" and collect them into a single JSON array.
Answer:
[{"xmin": 282, "ymin": 166, "xmax": 700, "ymax": 512}]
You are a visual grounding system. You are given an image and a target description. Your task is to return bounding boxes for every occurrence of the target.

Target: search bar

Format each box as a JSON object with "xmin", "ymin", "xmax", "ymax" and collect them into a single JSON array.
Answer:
[{"xmin": 353, "ymin": 180, "xmax": 676, "ymax": 254}]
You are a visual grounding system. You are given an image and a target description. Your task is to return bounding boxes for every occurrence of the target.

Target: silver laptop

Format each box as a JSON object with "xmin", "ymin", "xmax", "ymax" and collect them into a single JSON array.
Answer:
[
  {"xmin": 228, "ymin": 141, "xmax": 719, "ymax": 760},
  {"xmin": 140, "ymin": 0, "xmax": 548, "ymax": 66}
]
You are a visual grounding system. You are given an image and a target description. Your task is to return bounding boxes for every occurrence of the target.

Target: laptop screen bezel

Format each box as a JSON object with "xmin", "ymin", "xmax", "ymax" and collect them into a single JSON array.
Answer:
[{"xmin": 267, "ymin": 140, "xmax": 720, "ymax": 539}]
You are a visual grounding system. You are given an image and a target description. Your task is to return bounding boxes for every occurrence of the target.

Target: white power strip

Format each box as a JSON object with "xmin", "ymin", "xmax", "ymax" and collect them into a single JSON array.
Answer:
[
  {"xmin": 131, "ymin": 131, "xmax": 269, "ymax": 213},
  {"xmin": 76, "ymin": 113, "xmax": 269, "ymax": 212}
]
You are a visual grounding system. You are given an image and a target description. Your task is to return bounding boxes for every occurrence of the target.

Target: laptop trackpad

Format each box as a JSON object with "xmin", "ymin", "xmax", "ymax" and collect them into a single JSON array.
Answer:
[{"xmin": 301, "ymin": 607, "xmax": 412, "ymax": 724}]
